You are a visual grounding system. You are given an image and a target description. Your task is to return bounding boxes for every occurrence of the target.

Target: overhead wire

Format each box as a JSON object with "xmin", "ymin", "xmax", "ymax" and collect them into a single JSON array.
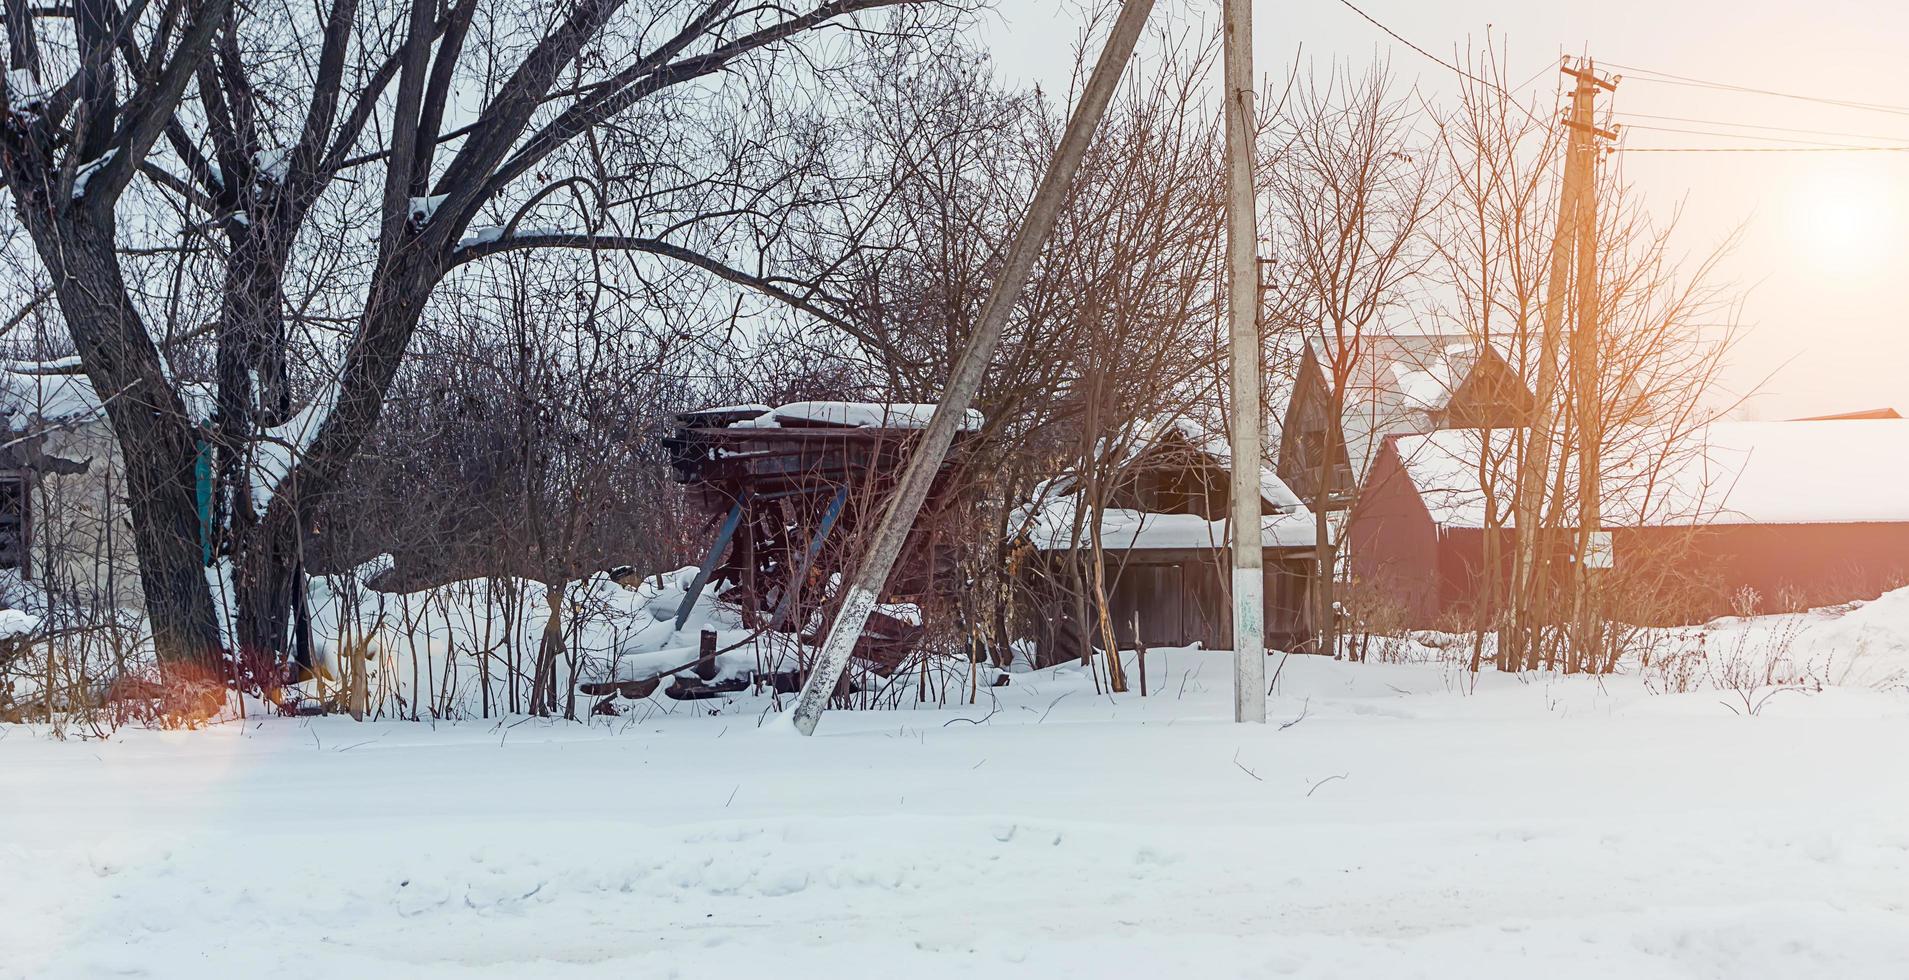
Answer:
[
  {"xmin": 1618, "ymin": 145, "xmax": 1909, "ymax": 154},
  {"xmin": 1328, "ymin": 0, "xmax": 1565, "ymax": 132},
  {"xmin": 1329, "ymin": 0, "xmax": 1501, "ymax": 91},
  {"xmin": 1598, "ymin": 62, "xmax": 1909, "ymax": 118},
  {"xmin": 1612, "ymin": 111, "xmax": 1909, "ymax": 145},
  {"xmin": 1618, "ymin": 124, "xmax": 1875, "ymax": 148},
  {"xmin": 1598, "ymin": 64, "xmax": 1909, "ymax": 152},
  {"xmin": 1325, "ymin": 7, "xmax": 1909, "ymax": 155}
]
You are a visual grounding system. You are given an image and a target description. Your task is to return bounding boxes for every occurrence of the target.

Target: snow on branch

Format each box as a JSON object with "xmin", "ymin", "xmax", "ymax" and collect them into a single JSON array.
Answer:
[{"xmin": 70, "ymin": 150, "xmax": 119, "ymax": 200}]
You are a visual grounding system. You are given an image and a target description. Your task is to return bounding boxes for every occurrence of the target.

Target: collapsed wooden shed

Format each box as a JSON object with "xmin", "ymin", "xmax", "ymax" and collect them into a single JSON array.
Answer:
[{"xmin": 660, "ymin": 401, "xmax": 980, "ymax": 683}]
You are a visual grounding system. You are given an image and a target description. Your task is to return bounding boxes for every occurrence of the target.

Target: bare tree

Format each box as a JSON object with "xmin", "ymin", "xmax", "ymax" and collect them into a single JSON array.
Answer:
[
  {"xmin": 0, "ymin": 0, "xmax": 970, "ymax": 707},
  {"xmin": 804, "ymin": 21, "xmax": 1239, "ymax": 684},
  {"xmin": 1427, "ymin": 44, "xmax": 1563, "ymax": 669},
  {"xmin": 1421, "ymin": 47, "xmax": 1742, "ymax": 672},
  {"xmin": 1268, "ymin": 63, "xmax": 1435, "ymax": 658}
]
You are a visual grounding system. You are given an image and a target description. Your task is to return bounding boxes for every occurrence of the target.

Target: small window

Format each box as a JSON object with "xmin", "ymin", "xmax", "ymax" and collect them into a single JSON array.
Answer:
[{"xmin": 0, "ymin": 476, "xmax": 27, "ymax": 572}]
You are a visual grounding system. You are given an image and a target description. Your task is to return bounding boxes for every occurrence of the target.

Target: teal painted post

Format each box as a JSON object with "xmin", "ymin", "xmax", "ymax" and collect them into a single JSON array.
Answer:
[{"xmin": 194, "ymin": 441, "xmax": 213, "ymax": 565}]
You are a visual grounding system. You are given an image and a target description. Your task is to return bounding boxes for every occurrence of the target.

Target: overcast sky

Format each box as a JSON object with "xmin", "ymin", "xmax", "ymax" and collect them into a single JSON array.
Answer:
[{"xmin": 977, "ymin": 1, "xmax": 1909, "ymax": 419}]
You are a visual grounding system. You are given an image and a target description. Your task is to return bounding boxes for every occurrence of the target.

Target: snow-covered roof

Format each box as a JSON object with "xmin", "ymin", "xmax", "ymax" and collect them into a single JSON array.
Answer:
[
  {"xmin": 0, "ymin": 368, "xmax": 219, "ymax": 432},
  {"xmin": 1023, "ymin": 505, "xmax": 1319, "ymax": 553},
  {"xmin": 0, "ymin": 370, "xmax": 106, "ymax": 428},
  {"xmin": 1389, "ymin": 343, "xmax": 1480, "ymax": 413},
  {"xmin": 1031, "ymin": 413, "xmax": 1302, "ymax": 514},
  {"xmin": 733, "ymin": 400, "xmax": 984, "ymax": 432},
  {"xmin": 1016, "ymin": 414, "xmax": 1323, "ymax": 553},
  {"xmin": 1129, "ymin": 414, "xmax": 1302, "ymax": 512},
  {"xmin": 1388, "ymin": 419, "xmax": 1909, "ymax": 529},
  {"xmin": 1297, "ymin": 334, "xmax": 1484, "ymax": 485}
]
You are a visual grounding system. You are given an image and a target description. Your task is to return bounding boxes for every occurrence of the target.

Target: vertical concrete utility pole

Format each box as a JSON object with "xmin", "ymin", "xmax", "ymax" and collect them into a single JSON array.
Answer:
[
  {"xmin": 1223, "ymin": 0, "xmax": 1265, "ymax": 722},
  {"xmin": 788, "ymin": 0, "xmax": 1159, "ymax": 736}
]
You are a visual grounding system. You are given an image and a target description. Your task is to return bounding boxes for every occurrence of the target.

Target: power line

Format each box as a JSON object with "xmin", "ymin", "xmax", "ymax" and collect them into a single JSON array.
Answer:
[
  {"xmin": 1600, "ymin": 62, "xmax": 1909, "ymax": 118},
  {"xmin": 1327, "ymin": 0, "xmax": 1560, "ymax": 132},
  {"xmin": 1329, "ymin": 0, "xmax": 1500, "ymax": 90},
  {"xmin": 1614, "ymin": 111, "xmax": 1909, "ymax": 145},
  {"xmin": 1616, "ymin": 144, "xmax": 1909, "ymax": 154},
  {"xmin": 1596, "ymin": 66, "xmax": 1909, "ymax": 153},
  {"xmin": 1509, "ymin": 59, "xmax": 1561, "ymax": 95},
  {"xmin": 1619, "ymin": 123, "xmax": 1870, "ymax": 148},
  {"xmin": 1321, "ymin": 14, "xmax": 1909, "ymax": 157}
]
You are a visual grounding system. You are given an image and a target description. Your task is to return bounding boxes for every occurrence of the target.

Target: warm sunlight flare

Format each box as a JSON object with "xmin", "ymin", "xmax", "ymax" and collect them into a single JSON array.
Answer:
[{"xmin": 1788, "ymin": 165, "xmax": 1902, "ymax": 273}]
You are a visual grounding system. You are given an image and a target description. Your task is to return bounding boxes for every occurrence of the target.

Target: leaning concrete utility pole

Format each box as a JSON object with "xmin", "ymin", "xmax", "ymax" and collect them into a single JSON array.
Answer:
[
  {"xmin": 1222, "ymin": 0, "xmax": 1265, "ymax": 722},
  {"xmin": 788, "ymin": 0, "xmax": 1159, "ymax": 736}
]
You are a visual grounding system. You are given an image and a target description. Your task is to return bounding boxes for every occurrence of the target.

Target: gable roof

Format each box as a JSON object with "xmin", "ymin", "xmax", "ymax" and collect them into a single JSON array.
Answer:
[
  {"xmin": 1129, "ymin": 415, "xmax": 1304, "ymax": 513},
  {"xmin": 0, "ymin": 370, "xmax": 107, "ymax": 428},
  {"xmin": 1291, "ymin": 332, "xmax": 1530, "ymax": 484},
  {"xmin": 1023, "ymin": 507, "xmax": 1320, "ymax": 553},
  {"xmin": 1017, "ymin": 412, "xmax": 1321, "ymax": 553},
  {"xmin": 729, "ymin": 401, "xmax": 985, "ymax": 432},
  {"xmin": 0, "ymin": 369, "xmax": 219, "ymax": 431}
]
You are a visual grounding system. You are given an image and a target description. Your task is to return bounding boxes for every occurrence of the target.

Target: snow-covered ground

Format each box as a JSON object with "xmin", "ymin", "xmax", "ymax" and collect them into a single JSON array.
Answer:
[{"xmin": 5, "ymin": 646, "xmax": 1907, "ymax": 979}]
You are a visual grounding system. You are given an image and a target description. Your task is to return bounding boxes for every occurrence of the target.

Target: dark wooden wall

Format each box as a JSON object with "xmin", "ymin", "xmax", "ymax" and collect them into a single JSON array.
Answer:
[
  {"xmin": 1278, "ymin": 347, "xmax": 1355, "ymax": 507},
  {"xmin": 1437, "ymin": 349, "xmax": 1535, "ymax": 430},
  {"xmin": 1031, "ymin": 550, "xmax": 1315, "ymax": 663}
]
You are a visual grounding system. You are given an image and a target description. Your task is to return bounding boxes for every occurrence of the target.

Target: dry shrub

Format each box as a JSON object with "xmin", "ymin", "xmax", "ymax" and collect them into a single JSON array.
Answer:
[{"xmin": 1340, "ymin": 579, "xmax": 1422, "ymax": 663}]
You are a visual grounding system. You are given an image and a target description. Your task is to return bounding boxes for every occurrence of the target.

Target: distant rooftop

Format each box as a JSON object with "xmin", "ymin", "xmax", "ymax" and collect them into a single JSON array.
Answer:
[{"xmin": 1788, "ymin": 407, "xmax": 1901, "ymax": 421}]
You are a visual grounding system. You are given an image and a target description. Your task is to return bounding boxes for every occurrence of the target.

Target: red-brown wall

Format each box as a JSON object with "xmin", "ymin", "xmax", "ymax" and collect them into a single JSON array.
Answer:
[
  {"xmin": 1346, "ymin": 440, "xmax": 1443, "ymax": 623},
  {"xmin": 1349, "ymin": 440, "xmax": 1909, "ymax": 626},
  {"xmin": 1634, "ymin": 522, "xmax": 1909, "ymax": 618}
]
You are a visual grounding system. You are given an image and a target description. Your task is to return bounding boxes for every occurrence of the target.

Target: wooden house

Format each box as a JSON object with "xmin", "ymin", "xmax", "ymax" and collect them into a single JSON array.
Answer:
[
  {"xmin": 1278, "ymin": 337, "xmax": 1534, "ymax": 511},
  {"xmin": 1276, "ymin": 347, "xmax": 1355, "ymax": 508},
  {"xmin": 0, "ymin": 370, "xmax": 143, "ymax": 609},
  {"xmin": 1017, "ymin": 420, "xmax": 1323, "ymax": 661}
]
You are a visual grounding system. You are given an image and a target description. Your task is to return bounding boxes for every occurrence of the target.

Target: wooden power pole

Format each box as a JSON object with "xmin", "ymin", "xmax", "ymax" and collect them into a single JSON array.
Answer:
[
  {"xmin": 1222, "ymin": 0, "xmax": 1265, "ymax": 722},
  {"xmin": 787, "ymin": 0, "xmax": 1158, "ymax": 736},
  {"xmin": 1566, "ymin": 59, "xmax": 1617, "ymax": 668},
  {"xmin": 1510, "ymin": 57, "xmax": 1615, "ymax": 669}
]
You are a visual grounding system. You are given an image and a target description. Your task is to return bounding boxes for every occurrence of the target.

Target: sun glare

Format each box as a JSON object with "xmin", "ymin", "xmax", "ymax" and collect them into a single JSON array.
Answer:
[{"xmin": 1789, "ymin": 166, "xmax": 1899, "ymax": 272}]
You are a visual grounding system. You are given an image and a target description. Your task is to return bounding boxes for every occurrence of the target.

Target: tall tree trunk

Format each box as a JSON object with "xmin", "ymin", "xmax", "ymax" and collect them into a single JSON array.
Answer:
[
  {"xmin": 233, "ymin": 514, "xmax": 300, "ymax": 673},
  {"xmin": 217, "ymin": 217, "xmax": 303, "ymax": 678},
  {"xmin": 228, "ymin": 258, "xmax": 439, "ymax": 681},
  {"xmin": 20, "ymin": 212, "xmax": 224, "ymax": 689}
]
